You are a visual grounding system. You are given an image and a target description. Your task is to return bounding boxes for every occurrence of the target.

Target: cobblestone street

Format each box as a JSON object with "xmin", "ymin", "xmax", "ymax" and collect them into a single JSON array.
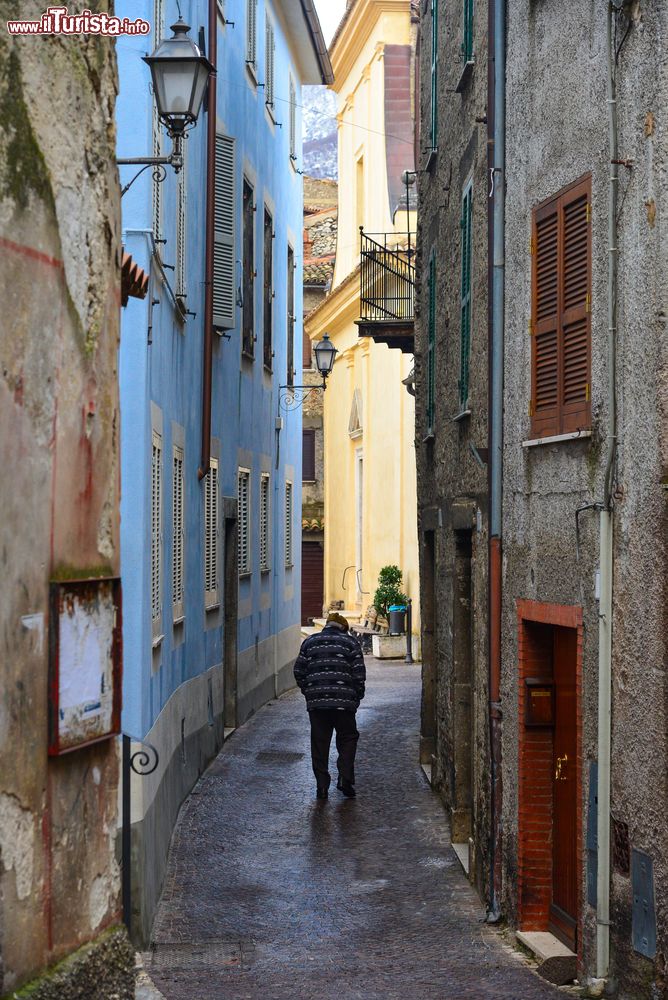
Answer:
[{"xmin": 144, "ymin": 659, "xmax": 562, "ymax": 999}]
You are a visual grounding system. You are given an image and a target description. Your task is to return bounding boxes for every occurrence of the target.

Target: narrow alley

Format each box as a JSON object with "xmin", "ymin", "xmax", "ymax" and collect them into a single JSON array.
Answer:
[{"xmin": 142, "ymin": 660, "xmax": 561, "ymax": 1000}]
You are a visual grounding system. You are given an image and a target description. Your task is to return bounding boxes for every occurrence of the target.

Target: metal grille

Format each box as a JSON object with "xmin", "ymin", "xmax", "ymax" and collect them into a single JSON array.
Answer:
[
  {"xmin": 204, "ymin": 458, "xmax": 218, "ymax": 606},
  {"xmin": 246, "ymin": 0, "xmax": 257, "ymax": 66},
  {"xmin": 172, "ymin": 446, "xmax": 184, "ymax": 616},
  {"xmin": 237, "ymin": 469, "xmax": 250, "ymax": 574},
  {"xmin": 460, "ymin": 180, "xmax": 472, "ymax": 407},
  {"xmin": 359, "ymin": 231, "xmax": 415, "ymax": 323},
  {"xmin": 176, "ymin": 152, "xmax": 187, "ymax": 300},
  {"xmin": 260, "ymin": 474, "xmax": 269, "ymax": 571},
  {"xmin": 265, "ymin": 17, "xmax": 275, "ymax": 110},
  {"xmin": 285, "ymin": 481, "xmax": 293, "ymax": 567},
  {"xmin": 151, "ymin": 431, "xmax": 162, "ymax": 622}
]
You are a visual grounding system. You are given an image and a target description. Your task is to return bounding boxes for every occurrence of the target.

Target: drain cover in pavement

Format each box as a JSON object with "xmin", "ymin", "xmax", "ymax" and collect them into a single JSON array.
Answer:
[
  {"xmin": 148, "ymin": 941, "xmax": 250, "ymax": 969},
  {"xmin": 256, "ymin": 750, "xmax": 305, "ymax": 763}
]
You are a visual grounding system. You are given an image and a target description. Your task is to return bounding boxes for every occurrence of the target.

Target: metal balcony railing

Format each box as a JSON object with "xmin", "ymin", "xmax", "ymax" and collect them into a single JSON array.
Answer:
[{"xmin": 359, "ymin": 230, "xmax": 415, "ymax": 323}]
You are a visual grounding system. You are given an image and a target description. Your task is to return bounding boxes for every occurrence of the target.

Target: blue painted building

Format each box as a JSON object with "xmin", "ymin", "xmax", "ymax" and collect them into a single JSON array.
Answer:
[{"xmin": 116, "ymin": 0, "xmax": 332, "ymax": 941}]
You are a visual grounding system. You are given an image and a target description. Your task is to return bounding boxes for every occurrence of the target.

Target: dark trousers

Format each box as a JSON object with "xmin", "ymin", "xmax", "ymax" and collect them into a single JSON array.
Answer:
[{"xmin": 309, "ymin": 708, "xmax": 359, "ymax": 789}]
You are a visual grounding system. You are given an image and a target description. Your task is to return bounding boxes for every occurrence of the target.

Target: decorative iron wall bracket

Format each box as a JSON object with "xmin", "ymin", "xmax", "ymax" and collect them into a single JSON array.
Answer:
[{"xmin": 278, "ymin": 382, "xmax": 327, "ymax": 412}]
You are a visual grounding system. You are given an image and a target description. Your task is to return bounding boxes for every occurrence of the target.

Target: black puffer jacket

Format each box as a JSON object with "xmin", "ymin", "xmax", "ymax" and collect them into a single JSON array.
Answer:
[{"xmin": 294, "ymin": 626, "xmax": 366, "ymax": 711}]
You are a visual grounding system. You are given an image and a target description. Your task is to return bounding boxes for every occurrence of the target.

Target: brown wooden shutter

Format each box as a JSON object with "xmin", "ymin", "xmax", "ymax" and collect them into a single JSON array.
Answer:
[
  {"xmin": 531, "ymin": 175, "xmax": 591, "ymax": 437},
  {"xmin": 532, "ymin": 201, "xmax": 559, "ymax": 437},
  {"xmin": 302, "ymin": 429, "xmax": 316, "ymax": 481},
  {"xmin": 560, "ymin": 180, "xmax": 591, "ymax": 433}
]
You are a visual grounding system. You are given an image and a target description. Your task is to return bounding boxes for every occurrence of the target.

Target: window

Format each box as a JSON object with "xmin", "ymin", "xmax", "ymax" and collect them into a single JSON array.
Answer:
[
  {"xmin": 265, "ymin": 17, "xmax": 275, "ymax": 112},
  {"xmin": 285, "ymin": 481, "xmax": 293, "ymax": 567},
  {"xmin": 356, "ymin": 156, "xmax": 364, "ymax": 233},
  {"xmin": 213, "ymin": 133, "xmax": 236, "ymax": 330},
  {"xmin": 151, "ymin": 429, "xmax": 163, "ymax": 634},
  {"xmin": 242, "ymin": 179, "xmax": 255, "ymax": 357},
  {"xmin": 263, "ymin": 208, "xmax": 273, "ymax": 369},
  {"xmin": 460, "ymin": 180, "xmax": 473, "ymax": 408},
  {"xmin": 530, "ymin": 176, "xmax": 591, "ymax": 438},
  {"xmin": 303, "ymin": 328, "xmax": 312, "ymax": 370},
  {"xmin": 303, "ymin": 429, "xmax": 316, "ymax": 481},
  {"xmin": 172, "ymin": 445, "xmax": 184, "ymax": 621},
  {"xmin": 426, "ymin": 252, "xmax": 436, "ymax": 434},
  {"xmin": 289, "ymin": 76, "xmax": 297, "ymax": 159},
  {"xmin": 176, "ymin": 151, "xmax": 187, "ymax": 308},
  {"xmin": 430, "ymin": 0, "xmax": 438, "ymax": 149},
  {"xmin": 463, "ymin": 0, "xmax": 474, "ymax": 64},
  {"xmin": 238, "ymin": 469, "xmax": 250, "ymax": 575},
  {"xmin": 287, "ymin": 245, "xmax": 295, "ymax": 386},
  {"xmin": 260, "ymin": 473, "xmax": 270, "ymax": 572},
  {"xmin": 246, "ymin": 0, "xmax": 257, "ymax": 68},
  {"xmin": 204, "ymin": 457, "xmax": 219, "ymax": 608}
]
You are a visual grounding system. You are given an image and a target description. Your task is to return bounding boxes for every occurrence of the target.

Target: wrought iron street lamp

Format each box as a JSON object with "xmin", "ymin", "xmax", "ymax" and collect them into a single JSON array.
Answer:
[
  {"xmin": 117, "ymin": 18, "xmax": 213, "ymax": 196},
  {"xmin": 279, "ymin": 333, "xmax": 338, "ymax": 411}
]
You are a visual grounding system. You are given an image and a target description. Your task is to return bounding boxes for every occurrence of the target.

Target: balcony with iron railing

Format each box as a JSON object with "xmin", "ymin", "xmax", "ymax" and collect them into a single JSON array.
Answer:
[{"xmin": 356, "ymin": 229, "xmax": 415, "ymax": 353}]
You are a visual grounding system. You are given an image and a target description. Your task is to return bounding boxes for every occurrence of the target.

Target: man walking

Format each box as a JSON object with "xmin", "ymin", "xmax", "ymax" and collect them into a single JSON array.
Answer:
[{"xmin": 294, "ymin": 612, "xmax": 366, "ymax": 800}]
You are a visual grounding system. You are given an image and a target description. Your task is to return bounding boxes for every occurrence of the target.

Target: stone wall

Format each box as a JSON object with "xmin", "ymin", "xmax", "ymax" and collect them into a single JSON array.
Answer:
[
  {"xmin": 0, "ymin": 17, "xmax": 130, "ymax": 996},
  {"xmin": 414, "ymin": 0, "xmax": 491, "ymax": 902},
  {"xmin": 502, "ymin": 1, "xmax": 668, "ymax": 991}
]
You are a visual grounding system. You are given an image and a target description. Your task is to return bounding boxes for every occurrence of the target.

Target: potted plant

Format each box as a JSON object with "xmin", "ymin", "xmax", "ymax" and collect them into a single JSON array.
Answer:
[{"xmin": 373, "ymin": 565, "xmax": 408, "ymax": 633}]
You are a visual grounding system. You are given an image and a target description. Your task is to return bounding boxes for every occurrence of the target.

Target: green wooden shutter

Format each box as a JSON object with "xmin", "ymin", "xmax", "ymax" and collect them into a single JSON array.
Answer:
[
  {"xmin": 213, "ymin": 133, "xmax": 236, "ymax": 330},
  {"xmin": 427, "ymin": 252, "xmax": 436, "ymax": 433},
  {"xmin": 463, "ymin": 0, "xmax": 474, "ymax": 64},
  {"xmin": 460, "ymin": 181, "xmax": 473, "ymax": 407},
  {"xmin": 430, "ymin": 0, "xmax": 438, "ymax": 149}
]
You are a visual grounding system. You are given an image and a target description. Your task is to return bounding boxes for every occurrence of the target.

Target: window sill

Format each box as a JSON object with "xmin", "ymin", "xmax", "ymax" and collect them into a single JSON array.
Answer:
[
  {"xmin": 302, "ymin": 479, "xmax": 316, "ymax": 484},
  {"xmin": 424, "ymin": 147, "xmax": 438, "ymax": 174},
  {"xmin": 285, "ymin": 563, "xmax": 294, "ymax": 571},
  {"xmin": 265, "ymin": 103, "xmax": 278, "ymax": 127},
  {"xmin": 245, "ymin": 61, "xmax": 258, "ymax": 90},
  {"xmin": 261, "ymin": 567, "xmax": 271, "ymax": 575},
  {"xmin": 264, "ymin": 363, "xmax": 273, "ymax": 374},
  {"xmin": 455, "ymin": 59, "xmax": 475, "ymax": 95},
  {"xmin": 152, "ymin": 633, "xmax": 164, "ymax": 649},
  {"xmin": 205, "ymin": 602, "xmax": 220, "ymax": 613},
  {"xmin": 239, "ymin": 571, "xmax": 252, "ymax": 580},
  {"xmin": 522, "ymin": 429, "xmax": 592, "ymax": 449},
  {"xmin": 452, "ymin": 408, "xmax": 471, "ymax": 423},
  {"xmin": 173, "ymin": 615, "xmax": 185, "ymax": 626},
  {"xmin": 241, "ymin": 349, "xmax": 255, "ymax": 362},
  {"xmin": 422, "ymin": 430, "xmax": 435, "ymax": 443}
]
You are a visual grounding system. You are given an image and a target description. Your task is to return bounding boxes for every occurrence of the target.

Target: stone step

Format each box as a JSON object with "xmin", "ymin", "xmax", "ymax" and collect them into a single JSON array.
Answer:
[{"xmin": 515, "ymin": 931, "xmax": 576, "ymax": 986}]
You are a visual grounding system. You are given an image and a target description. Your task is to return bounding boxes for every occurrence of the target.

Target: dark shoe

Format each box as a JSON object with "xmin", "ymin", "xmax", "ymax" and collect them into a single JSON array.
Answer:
[
  {"xmin": 316, "ymin": 786, "xmax": 328, "ymax": 800},
  {"xmin": 337, "ymin": 779, "xmax": 356, "ymax": 798}
]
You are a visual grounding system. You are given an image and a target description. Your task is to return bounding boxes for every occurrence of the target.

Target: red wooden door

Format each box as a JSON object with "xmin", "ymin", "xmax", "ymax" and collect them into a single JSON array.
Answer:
[
  {"xmin": 549, "ymin": 626, "xmax": 577, "ymax": 948},
  {"xmin": 301, "ymin": 540, "xmax": 324, "ymax": 626}
]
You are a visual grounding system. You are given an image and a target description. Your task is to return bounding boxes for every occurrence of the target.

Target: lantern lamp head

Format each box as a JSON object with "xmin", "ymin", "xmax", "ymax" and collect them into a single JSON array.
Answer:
[
  {"xmin": 143, "ymin": 19, "xmax": 213, "ymax": 136},
  {"xmin": 314, "ymin": 333, "xmax": 337, "ymax": 383}
]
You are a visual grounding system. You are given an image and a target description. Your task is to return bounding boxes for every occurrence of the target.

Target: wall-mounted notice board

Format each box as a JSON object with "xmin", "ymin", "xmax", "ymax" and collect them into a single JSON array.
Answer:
[{"xmin": 48, "ymin": 578, "xmax": 122, "ymax": 755}]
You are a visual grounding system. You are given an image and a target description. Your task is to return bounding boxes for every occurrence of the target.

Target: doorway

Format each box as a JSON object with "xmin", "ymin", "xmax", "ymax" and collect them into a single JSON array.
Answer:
[
  {"xmin": 517, "ymin": 602, "xmax": 582, "ymax": 951},
  {"xmin": 451, "ymin": 530, "xmax": 473, "ymax": 844}
]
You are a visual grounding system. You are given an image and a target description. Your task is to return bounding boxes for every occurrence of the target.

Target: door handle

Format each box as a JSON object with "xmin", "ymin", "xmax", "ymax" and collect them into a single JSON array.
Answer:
[{"xmin": 555, "ymin": 754, "xmax": 568, "ymax": 781}]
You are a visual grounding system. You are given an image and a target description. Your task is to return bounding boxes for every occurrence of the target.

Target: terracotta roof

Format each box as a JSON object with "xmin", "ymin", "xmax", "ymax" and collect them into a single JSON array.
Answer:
[
  {"xmin": 121, "ymin": 251, "xmax": 149, "ymax": 306},
  {"xmin": 302, "ymin": 517, "xmax": 325, "ymax": 531},
  {"xmin": 304, "ymin": 257, "xmax": 335, "ymax": 286}
]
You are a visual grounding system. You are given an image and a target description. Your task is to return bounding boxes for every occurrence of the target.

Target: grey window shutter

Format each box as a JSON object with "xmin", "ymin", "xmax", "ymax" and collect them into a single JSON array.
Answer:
[{"xmin": 213, "ymin": 133, "xmax": 236, "ymax": 330}]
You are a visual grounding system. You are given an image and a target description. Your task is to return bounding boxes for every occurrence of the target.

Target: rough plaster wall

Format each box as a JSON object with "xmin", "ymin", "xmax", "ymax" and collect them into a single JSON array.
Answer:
[
  {"xmin": 414, "ymin": 0, "xmax": 491, "ymax": 899},
  {"xmin": 502, "ymin": 0, "xmax": 667, "ymax": 990},
  {"xmin": 0, "ymin": 9, "xmax": 123, "ymax": 992}
]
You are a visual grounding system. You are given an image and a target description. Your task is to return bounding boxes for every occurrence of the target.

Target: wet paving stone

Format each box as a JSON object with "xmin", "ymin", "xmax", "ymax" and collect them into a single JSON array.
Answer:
[{"xmin": 146, "ymin": 659, "xmax": 562, "ymax": 999}]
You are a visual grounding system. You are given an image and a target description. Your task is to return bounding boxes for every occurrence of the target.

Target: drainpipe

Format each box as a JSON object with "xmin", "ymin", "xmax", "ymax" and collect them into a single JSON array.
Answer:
[
  {"xmin": 487, "ymin": 0, "xmax": 505, "ymax": 921},
  {"xmin": 198, "ymin": 0, "xmax": 217, "ymax": 480},
  {"xmin": 596, "ymin": 1, "xmax": 619, "ymax": 979}
]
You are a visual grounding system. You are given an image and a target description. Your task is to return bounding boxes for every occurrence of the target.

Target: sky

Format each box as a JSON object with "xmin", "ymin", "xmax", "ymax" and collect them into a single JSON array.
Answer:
[{"xmin": 314, "ymin": 0, "xmax": 347, "ymax": 45}]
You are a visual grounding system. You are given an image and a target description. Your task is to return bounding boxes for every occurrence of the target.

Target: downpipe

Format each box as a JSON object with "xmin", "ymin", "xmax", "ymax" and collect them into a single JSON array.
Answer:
[
  {"xmin": 198, "ymin": 0, "xmax": 217, "ymax": 480},
  {"xmin": 595, "ymin": 1, "xmax": 620, "ymax": 981}
]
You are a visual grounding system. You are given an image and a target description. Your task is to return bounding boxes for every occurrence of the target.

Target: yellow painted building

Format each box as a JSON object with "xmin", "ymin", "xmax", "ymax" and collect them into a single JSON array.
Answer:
[{"xmin": 305, "ymin": 0, "xmax": 419, "ymax": 630}]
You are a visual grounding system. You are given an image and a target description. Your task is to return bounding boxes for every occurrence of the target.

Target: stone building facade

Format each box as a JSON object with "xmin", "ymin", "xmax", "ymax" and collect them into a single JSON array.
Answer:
[
  {"xmin": 0, "ymin": 22, "xmax": 133, "ymax": 999},
  {"xmin": 415, "ymin": 0, "xmax": 668, "ymax": 994},
  {"xmin": 414, "ymin": 0, "xmax": 491, "ymax": 900},
  {"xmin": 501, "ymin": 2, "xmax": 668, "ymax": 993}
]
